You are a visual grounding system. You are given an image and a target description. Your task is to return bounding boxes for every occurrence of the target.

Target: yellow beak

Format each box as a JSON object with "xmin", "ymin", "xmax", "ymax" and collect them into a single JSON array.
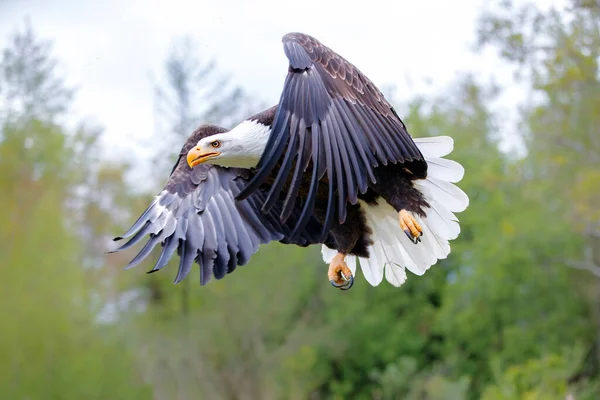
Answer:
[{"xmin": 186, "ymin": 146, "xmax": 220, "ymax": 168}]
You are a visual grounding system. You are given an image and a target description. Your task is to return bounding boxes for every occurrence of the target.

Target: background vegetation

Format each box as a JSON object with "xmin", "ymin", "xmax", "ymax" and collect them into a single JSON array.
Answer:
[{"xmin": 1, "ymin": 1, "xmax": 599, "ymax": 399}]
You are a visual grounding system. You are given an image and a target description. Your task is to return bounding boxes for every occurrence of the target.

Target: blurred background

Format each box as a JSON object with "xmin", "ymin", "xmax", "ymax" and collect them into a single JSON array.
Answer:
[{"xmin": 0, "ymin": 0, "xmax": 599, "ymax": 399}]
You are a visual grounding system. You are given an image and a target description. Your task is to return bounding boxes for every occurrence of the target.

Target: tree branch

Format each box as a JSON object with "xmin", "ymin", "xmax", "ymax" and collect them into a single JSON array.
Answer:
[
  {"xmin": 565, "ymin": 259, "xmax": 600, "ymax": 277},
  {"xmin": 565, "ymin": 245, "xmax": 600, "ymax": 278}
]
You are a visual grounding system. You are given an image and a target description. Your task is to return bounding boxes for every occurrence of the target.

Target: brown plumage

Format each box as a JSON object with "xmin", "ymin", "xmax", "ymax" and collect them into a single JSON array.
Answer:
[
  {"xmin": 112, "ymin": 125, "xmax": 329, "ymax": 285},
  {"xmin": 237, "ymin": 33, "xmax": 428, "ymax": 244}
]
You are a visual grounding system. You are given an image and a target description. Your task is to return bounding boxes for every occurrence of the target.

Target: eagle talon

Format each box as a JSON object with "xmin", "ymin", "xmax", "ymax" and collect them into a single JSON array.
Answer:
[
  {"xmin": 328, "ymin": 252, "xmax": 354, "ymax": 291},
  {"xmin": 330, "ymin": 274, "xmax": 354, "ymax": 290},
  {"xmin": 399, "ymin": 209, "xmax": 423, "ymax": 244},
  {"xmin": 403, "ymin": 229, "xmax": 416, "ymax": 243},
  {"xmin": 340, "ymin": 274, "xmax": 354, "ymax": 290}
]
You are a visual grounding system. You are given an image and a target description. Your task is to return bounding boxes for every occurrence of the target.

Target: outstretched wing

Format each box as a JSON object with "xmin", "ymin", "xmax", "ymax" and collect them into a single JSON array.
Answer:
[
  {"xmin": 237, "ymin": 32, "xmax": 427, "ymax": 240},
  {"xmin": 112, "ymin": 131, "xmax": 326, "ymax": 286}
]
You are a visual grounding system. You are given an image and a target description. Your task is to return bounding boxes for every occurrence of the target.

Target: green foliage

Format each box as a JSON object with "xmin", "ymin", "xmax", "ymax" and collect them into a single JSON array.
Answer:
[
  {"xmin": 0, "ymin": 21, "xmax": 72, "ymax": 123},
  {"xmin": 0, "ymin": 22, "xmax": 150, "ymax": 399},
  {"xmin": 481, "ymin": 347, "xmax": 599, "ymax": 400},
  {"xmin": 370, "ymin": 357, "xmax": 470, "ymax": 400}
]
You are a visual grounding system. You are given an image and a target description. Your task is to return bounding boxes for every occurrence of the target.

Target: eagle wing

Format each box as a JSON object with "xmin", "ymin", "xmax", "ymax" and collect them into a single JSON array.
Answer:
[
  {"xmin": 236, "ymin": 32, "xmax": 427, "ymax": 240},
  {"xmin": 112, "ymin": 142, "xmax": 326, "ymax": 286}
]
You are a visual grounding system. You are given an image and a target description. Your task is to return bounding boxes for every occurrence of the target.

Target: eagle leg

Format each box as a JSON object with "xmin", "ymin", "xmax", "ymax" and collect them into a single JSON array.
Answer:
[
  {"xmin": 328, "ymin": 252, "xmax": 354, "ymax": 291},
  {"xmin": 399, "ymin": 209, "xmax": 423, "ymax": 244}
]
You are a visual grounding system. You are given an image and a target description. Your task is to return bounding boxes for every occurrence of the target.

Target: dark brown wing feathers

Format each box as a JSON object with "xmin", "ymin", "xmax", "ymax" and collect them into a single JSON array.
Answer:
[
  {"xmin": 237, "ymin": 32, "xmax": 426, "ymax": 240},
  {"xmin": 112, "ymin": 124, "xmax": 328, "ymax": 285}
]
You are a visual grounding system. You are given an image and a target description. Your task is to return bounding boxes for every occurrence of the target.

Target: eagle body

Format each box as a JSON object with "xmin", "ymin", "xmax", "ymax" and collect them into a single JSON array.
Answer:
[
  {"xmin": 113, "ymin": 33, "xmax": 469, "ymax": 288},
  {"xmin": 236, "ymin": 106, "xmax": 432, "ymax": 263}
]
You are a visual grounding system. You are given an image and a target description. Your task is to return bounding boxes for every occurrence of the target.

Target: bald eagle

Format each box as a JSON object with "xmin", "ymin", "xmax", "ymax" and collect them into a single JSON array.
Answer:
[{"xmin": 113, "ymin": 33, "xmax": 469, "ymax": 290}]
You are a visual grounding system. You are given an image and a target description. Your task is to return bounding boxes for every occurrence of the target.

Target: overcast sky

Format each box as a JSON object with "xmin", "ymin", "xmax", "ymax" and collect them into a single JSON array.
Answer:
[{"xmin": 0, "ymin": 0, "xmax": 561, "ymax": 167}]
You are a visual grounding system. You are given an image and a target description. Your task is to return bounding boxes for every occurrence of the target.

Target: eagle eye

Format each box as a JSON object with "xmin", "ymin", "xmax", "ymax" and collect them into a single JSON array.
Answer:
[{"xmin": 210, "ymin": 140, "xmax": 221, "ymax": 149}]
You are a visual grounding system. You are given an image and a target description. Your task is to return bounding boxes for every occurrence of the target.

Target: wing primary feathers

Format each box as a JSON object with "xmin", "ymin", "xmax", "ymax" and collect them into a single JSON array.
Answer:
[
  {"xmin": 208, "ymin": 200, "xmax": 230, "ymax": 280},
  {"xmin": 373, "ymin": 114, "xmax": 403, "ymax": 160},
  {"xmin": 315, "ymin": 123, "xmax": 327, "ymax": 180},
  {"xmin": 149, "ymin": 235, "xmax": 178, "ymax": 273},
  {"xmin": 336, "ymin": 126, "xmax": 358, "ymax": 205},
  {"xmin": 319, "ymin": 120, "xmax": 337, "ymax": 241},
  {"xmin": 328, "ymin": 108, "xmax": 358, "ymax": 207},
  {"xmin": 291, "ymin": 130, "xmax": 321, "ymax": 238},
  {"xmin": 235, "ymin": 200, "xmax": 266, "ymax": 243},
  {"xmin": 234, "ymin": 33, "xmax": 431, "ymax": 235},
  {"xmin": 111, "ymin": 220, "xmax": 152, "ymax": 253},
  {"xmin": 124, "ymin": 233, "xmax": 162, "ymax": 270},
  {"xmin": 218, "ymin": 194, "xmax": 240, "ymax": 245},
  {"xmin": 330, "ymin": 100, "xmax": 362, "ymax": 201},
  {"xmin": 174, "ymin": 240, "xmax": 195, "ymax": 284},
  {"xmin": 226, "ymin": 243, "xmax": 239, "ymax": 275},
  {"xmin": 114, "ymin": 205, "xmax": 157, "ymax": 241},
  {"xmin": 115, "ymin": 120, "xmax": 331, "ymax": 286},
  {"xmin": 245, "ymin": 191, "xmax": 287, "ymax": 237},
  {"xmin": 257, "ymin": 110, "xmax": 286, "ymax": 166},
  {"xmin": 356, "ymin": 105, "xmax": 395, "ymax": 162},
  {"xmin": 301, "ymin": 125, "xmax": 314, "ymax": 171},
  {"xmin": 320, "ymin": 176, "xmax": 336, "ymax": 242},
  {"xmin": 262, "ymin": 118, "xmax": 298, "ymax": 214},
  {"xmin": 281, "ymin": 128, "xmax": 308, "ymax": 222},
  {"xmin": 388, "ymin": 106, "xmax": 423, "ymax": 159},
  {"xmin": 378, "ymin": 116, "xmax": 412, "ymax": 161},
  {"xmin": 186, "ymin": 212, "xmax": 204, "ymax": 253},
  {"xmin": 323, "ymin": 112, "xmax": 347, "ymax": 224},
  {"xmin": 227, "ymin": 203, "xmax": 255, "ymax": 265},
  {"xmin": 337, "ymin": 100, "xmax": 376, "ymax": 187},
  {"xmin": 353, "ymin": 105, "xmax": 388, "ymax": 164},
  {"xmin": 345, "ymin": 103, "xmax": 379, "ymax": 168},
  {"xmin": 199, "ymin": 210, "xmax": 217, "ymax": 286}
]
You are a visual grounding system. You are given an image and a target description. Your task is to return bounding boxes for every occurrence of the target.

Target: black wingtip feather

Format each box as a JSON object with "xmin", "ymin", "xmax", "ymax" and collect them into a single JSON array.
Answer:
[
  {"xmin": 146, "ymin": 269, "xmax": 160, "ymax": 274},
  {"xmin": 149, "ymin": 235, "xmax": 179, "ymax": 273},
  {"xmin": 113, "ymin": 220, "xmax": 152, "ymax": 253},
  {"xmin": 123, "ymin": 233, "xmax": 161, "ymax": 270},
  {"xmin": 117, "ymin": 202, "xmax": 159, "ymax": 240}
]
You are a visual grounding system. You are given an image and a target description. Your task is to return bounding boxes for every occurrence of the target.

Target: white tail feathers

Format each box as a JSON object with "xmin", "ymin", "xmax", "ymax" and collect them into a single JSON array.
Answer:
[{"xmin": 321, "ymin": 136, "xmax": 469, "ymax": 287}]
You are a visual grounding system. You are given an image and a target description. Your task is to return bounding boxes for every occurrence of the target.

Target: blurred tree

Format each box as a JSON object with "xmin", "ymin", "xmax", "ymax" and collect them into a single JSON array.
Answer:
[
  {"xmin": 0, "ymin": 19, "xmax": 71, "ymax": 125},
  {"xmin": 477, "ymin": 0, "xmax": 600, "ymax": 394},
  {"xmin": 151, "ymin": 35, "xmax": 266, "ymax": 174},
  {"xmin": 0, "ymin": 22, "xmax": 150, "ymax": 399},
  {"xmin": 481, "ymin": 346, "xmax": 598, "ymax": 400}
]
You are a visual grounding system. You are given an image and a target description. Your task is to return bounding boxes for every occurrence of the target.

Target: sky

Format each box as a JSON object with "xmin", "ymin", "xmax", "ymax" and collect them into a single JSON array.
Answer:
[{"xmin": 0, "ymin": 0, "xmax": 561, "ymax": 168}]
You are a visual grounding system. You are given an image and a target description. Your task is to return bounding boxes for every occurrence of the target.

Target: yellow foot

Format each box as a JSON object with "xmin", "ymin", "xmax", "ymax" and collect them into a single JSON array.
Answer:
[
  {"xmin": 328, "ymin": 253, "xmax": 354, "ymax": 291},
  {"xmin": 399, "ymin": 209, "xmax": 423, "ymax": 244}
]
